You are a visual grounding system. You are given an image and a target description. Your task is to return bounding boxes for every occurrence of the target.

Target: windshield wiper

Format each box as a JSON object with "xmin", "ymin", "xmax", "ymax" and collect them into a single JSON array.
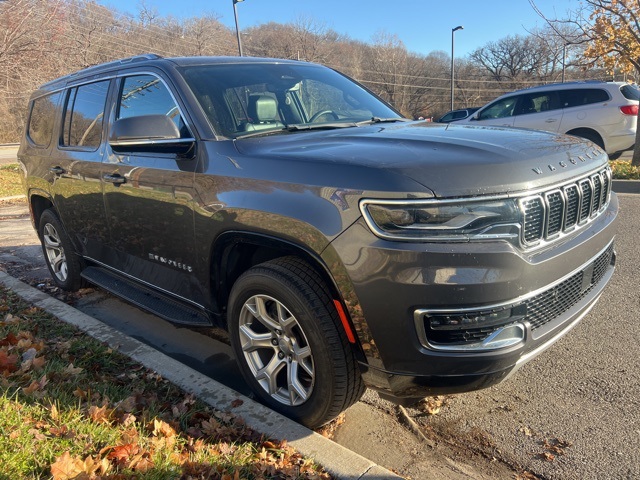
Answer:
[
  {"xmin": 285, "ymin": 122, "xmax": 357, "ymax": 131},
  {"xmin": 355, "ymin": 117, "xmax": 409, "ymax": 126}
]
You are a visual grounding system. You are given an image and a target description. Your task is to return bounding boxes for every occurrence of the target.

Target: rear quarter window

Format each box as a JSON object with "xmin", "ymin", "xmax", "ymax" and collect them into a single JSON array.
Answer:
[
  {"xmin": 560, "ymin": 88, "xmax": 610, "ymax": 108},
  {"xmin": 620, "ymin": 84, "xmax": 640, "ymax": 101},
  {"xmin": 27, "ymin": 92, "xmax": 61, "ymax": 147}
]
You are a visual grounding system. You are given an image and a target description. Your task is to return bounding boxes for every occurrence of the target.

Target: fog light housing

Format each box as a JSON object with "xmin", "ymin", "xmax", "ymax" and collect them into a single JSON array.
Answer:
[{"xmin": 424, "ymin": 305, "xmax": 526, "ymax": 346}]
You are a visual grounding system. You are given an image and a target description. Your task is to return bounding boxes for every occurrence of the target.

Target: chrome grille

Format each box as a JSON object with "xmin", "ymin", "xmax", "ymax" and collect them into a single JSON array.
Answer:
[{"xmin": 521, "ymin": 167, "xmax": 611, "ymax": 247}]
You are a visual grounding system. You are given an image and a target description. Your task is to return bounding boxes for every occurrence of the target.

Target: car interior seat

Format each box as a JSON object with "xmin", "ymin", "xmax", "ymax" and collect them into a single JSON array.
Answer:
[{"xmin": 244, "ymin": 95, "xmax": 285, "ymax": 131}]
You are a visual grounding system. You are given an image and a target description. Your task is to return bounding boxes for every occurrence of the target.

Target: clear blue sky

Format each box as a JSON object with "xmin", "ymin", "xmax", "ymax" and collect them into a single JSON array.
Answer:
[{"xmin": 102, "ymin": 0, "xmax": 578, "ymax": 58}]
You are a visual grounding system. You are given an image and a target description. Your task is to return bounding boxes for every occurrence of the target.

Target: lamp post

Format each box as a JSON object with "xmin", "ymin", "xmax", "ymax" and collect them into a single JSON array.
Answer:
[
  {"xmin": 562, "ymin": 43, "xmax": 567, "ymax": 83},
  {"xmin": 450, "ymin": 25, "xmax": 463, "ymax": 111},
  {"xmin": 233, "ymin": 0, "xmax": 244, "ymax": 57}
]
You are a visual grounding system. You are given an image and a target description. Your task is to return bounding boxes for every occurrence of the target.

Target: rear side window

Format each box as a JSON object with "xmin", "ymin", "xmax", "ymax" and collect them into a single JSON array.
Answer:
[
  {"xmin": 620, "ymin": 84, "xmax": 640, "ymax": 101},
  {"xmin": 560, "ymin": 88, "xmax": 610, "ymax": 108},
  {"xmin": 27, "ymin": 92, "xmax": 61, "ymax": 147},
  {"xmin": 61, "ymin": 80, "xmax": 110, "ymax": 149}
]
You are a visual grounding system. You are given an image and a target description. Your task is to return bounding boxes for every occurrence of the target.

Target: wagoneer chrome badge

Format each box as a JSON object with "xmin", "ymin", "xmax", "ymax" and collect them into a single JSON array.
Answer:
[{"xmin": 148, "ymin": 253, "xmax": 193, "ymax": 272}]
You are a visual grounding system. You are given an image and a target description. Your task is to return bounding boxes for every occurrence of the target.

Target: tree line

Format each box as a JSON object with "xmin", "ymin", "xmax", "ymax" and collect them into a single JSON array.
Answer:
[{"xmin": 0, "ymin": 0, "xmax": 615, "ymax": 143}]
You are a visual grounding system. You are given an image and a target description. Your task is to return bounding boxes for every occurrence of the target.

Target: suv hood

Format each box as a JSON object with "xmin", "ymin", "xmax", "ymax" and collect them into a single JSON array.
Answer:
[{"xmin": 233, "ymin": 122, "xmax": 608, "ymax": 198}]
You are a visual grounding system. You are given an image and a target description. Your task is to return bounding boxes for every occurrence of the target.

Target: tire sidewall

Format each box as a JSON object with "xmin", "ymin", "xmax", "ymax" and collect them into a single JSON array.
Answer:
[
  {"xmin": 38, "ymin": 209, "xmax": 83, "ymax": 291},
  {"xmin": 228, "ymin": 268, "xmax": 341, "ymax": 427}
]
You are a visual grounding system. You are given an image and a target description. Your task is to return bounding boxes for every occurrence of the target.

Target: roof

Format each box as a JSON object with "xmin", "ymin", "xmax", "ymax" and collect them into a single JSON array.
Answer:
[{"xmin": 37, "ymin": 54, "xmax": 312, "ymax": 92}]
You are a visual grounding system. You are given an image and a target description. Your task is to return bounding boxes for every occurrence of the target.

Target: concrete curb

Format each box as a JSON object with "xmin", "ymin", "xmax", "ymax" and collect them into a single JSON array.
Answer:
[
  {"xmin": 612, "ymin": 179, "xmax": 640, "ymax": 195},
  {"xmin": 0, "ymin": 271, "xmax": 402, "ymax": 480}
]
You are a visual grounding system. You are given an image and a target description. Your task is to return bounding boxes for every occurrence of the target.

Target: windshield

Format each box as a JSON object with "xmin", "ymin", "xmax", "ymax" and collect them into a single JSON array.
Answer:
[{"xmin": 179, "ymin": 63, "xmax": 401, "ymax": 138}]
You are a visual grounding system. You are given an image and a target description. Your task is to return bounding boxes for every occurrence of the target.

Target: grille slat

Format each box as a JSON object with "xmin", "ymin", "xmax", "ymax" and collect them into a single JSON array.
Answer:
[
  {"xmin": 564, "ymin": 185, "xmax": 579, "ymax": 229},
  {"xmin": 545, "ymin": 191, "xmax": 564, "ymax": 237},
  {"xmin": 579, "ymin": 179, "xmax": 593, "ymax": 221},
  {"xmin": 521, "ymin": 167, "xmax": 610, "ymax": 246}
]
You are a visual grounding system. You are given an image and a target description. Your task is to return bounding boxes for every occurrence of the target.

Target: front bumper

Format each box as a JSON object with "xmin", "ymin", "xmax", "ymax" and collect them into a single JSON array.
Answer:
[{"xmin": 327, "ymin": 193, "xmax": 618, "ymax": 401}]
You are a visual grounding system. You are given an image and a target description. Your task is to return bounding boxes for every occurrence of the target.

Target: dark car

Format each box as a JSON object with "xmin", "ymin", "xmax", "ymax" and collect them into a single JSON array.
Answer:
[
  {"xmin": 437, "ymin": 107, "xmax": 480, "ymax": 123},
  {"xmin": 19, "ymin": 55, "xmax": 617, "ymax": 428}
]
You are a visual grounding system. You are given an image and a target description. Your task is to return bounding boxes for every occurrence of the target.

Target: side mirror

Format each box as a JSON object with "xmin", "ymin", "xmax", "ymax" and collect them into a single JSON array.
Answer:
[{"xmin": 109, "ymin": 114, "xmax": 195, "ymax": 156}]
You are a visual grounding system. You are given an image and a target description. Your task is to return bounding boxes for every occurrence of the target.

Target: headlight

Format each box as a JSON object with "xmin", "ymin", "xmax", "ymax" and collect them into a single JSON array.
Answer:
[{"xmin": 360, "ymin": 198, "xmax": 521, "ymax": 242}]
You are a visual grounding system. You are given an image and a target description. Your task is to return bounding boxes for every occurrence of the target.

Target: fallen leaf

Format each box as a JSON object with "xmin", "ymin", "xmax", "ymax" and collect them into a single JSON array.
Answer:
[
  {"xmin": 107, "ymin": 443, "xmax": 140, "ymax": 465},
  {"xmin": 152, "ymin": 418, "xmax": 177, "ymax": 438},
  {"xmin": 541, "ymin": 451, "xmax": 555, "ymax": 462},
  {"xmin": 63, "ymin": 363, "xmax": 83, "ymax": 375},
  {"xmin": 50, "ymin": 451, "xmax": 84, "ymax": 480},
  {"xmin": 0, "ymin": 350, "xmax": 19, "ymax": 374},
  {"xmin": 230, "ymin": 398, "xmax": 243, "ymax": 408},
  {"xmin": 519, "ymin": 426, "xmax": 533, "ymax": 437},
  {"xmin": 88, "ymin": 405, "xmax": 112, "ymax": 424}
]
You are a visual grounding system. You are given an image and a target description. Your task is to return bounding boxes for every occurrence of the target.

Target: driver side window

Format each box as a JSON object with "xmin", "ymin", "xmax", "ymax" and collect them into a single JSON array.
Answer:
[
  {"xmin": 117, "ymin": 75, "xmax": 189, "ymax": 137},
  {"xmin": 478, "ymin": 96, "xmax": 518, "ymax": 121}
]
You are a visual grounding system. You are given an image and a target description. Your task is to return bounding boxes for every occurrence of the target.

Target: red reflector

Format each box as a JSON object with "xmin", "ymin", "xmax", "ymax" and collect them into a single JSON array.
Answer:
[
  {"xmin": 620, "ymin": 104, "xmax": 639, "ymax": 115},
  {"xmin": 333, "ymin": 299, "xmax": 356, "ymax": 344}
]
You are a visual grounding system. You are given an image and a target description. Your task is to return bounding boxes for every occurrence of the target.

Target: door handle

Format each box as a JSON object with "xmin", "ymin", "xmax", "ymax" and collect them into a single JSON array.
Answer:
[
  {"xmin": 49, "ymin": 166, "xmax": 65, "ymax": 175},
  {"xmin": 103, "ymin": 173, "xmax": 126, "ymax": 185},
  {"xmin": 545, "ymin": 119, "xmax": 558, "ymax": 123}
]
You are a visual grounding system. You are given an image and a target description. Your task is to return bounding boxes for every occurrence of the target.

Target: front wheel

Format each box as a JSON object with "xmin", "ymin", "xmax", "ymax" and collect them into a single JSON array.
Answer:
[
  {"xmin": 38, "ymin": 209, "xmax": 84, "ymax": 291},
  {"xmin": 228, "ymin": 257, "xmax": 364, "ymax": 428}
]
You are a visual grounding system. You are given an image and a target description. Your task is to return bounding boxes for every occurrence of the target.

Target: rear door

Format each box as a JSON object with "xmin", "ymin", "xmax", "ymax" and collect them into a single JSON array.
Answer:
[
  {"xmin": 50, "ymin": 80, "xmax": 112, "ymax": 258},
  {"xmin": 102, "ymin": 72, "xmax": 201, "ymax": 303}
]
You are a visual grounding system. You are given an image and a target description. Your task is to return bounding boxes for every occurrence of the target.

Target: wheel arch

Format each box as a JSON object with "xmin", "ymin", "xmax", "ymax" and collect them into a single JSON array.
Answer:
[
  {"xmin": 28, "ymin": 190, "xmax": 55, "ymax": 230},
  {"xmin": 565, "ymin": 127, "xmax": 606, "ymax": 151},
  {"xmin": 210, "ymin": 231, "xmax": 367, "ymax": 363}
]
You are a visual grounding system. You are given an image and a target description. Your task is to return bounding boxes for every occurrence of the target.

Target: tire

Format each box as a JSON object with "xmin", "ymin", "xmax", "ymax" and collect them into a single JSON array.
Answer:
[
  {"xmin": 228, "ymin": 256, "xmax": 365, "ymax": 428},
  {"xmin": 608, "ymin": 152, "xmax": 622, "ymax": 160},
  {"xmin": 38, "ymin": 209, "xmax": 84, "ymax": 291}
]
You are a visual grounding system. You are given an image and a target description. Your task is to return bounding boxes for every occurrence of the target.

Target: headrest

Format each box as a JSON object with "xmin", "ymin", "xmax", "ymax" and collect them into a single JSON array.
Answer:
[{"xmin": 248, "ymin": 95, "xmax": 278, "ymax": 122}]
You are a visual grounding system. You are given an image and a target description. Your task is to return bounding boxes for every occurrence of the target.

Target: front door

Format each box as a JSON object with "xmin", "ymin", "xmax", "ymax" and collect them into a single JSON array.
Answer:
[{"xmin": 102, "ymin": 73, "xmax": 201, "ymax": 304}]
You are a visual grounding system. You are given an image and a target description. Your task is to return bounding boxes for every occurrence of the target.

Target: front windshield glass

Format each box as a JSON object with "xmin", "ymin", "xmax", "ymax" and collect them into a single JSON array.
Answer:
[{"xmin": 179, "ymin": 63, "xmax": 401, "ymax": 138}]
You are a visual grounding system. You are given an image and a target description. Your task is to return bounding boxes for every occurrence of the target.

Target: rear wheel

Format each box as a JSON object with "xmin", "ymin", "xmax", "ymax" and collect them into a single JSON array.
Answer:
[
  {"xmin": 228, "ymin": 256, "xmax": 364, "ymax": 428},
  {"xmin": 38, "ymin": 209, "xmax": 84, "ymax": 291}
]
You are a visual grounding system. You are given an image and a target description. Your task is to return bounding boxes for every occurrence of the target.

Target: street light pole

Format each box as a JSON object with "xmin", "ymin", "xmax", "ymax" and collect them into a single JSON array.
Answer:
[
  {"xmin": 451, "ymin": 25, "xmax": 463, "ymax": 111},
  {"xmin": 233, "ymin": 0, "xmax": 244, "ymax": 57},
  {"xmin": 562, "ymin": 43, "xmax": 567, "ymax": 83}
]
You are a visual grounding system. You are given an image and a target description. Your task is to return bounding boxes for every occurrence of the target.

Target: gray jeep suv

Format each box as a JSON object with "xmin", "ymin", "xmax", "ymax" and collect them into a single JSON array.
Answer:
[{"xmin": 20, "ymin": 55, "xmax": 618, "ymax": 428}]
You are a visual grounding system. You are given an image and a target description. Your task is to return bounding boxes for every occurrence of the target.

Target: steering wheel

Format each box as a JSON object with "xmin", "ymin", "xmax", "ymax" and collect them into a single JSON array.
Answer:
[{"xmin": 309, "ymin": 110, "xmax": 339, "ymax": 122}]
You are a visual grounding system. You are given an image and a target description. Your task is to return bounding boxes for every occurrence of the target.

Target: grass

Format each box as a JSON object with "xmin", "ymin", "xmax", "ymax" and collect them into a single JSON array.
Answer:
[
  {"xmin": 0, "ymin": 163, "xmax": 24, "ymax": 197},
  {"xmin": 0, "ymin": 286, "xmax": 331, "ymax": 479}
]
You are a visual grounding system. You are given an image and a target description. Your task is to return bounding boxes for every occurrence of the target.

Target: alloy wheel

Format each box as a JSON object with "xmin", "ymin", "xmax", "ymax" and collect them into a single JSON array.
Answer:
[
  {"xmin": 42, "ymin": 223, "xmax": 68, "ymax": 282},
  {"xmin": 238, "ymin": 294, "xmax": 315, "ymax": 406}
]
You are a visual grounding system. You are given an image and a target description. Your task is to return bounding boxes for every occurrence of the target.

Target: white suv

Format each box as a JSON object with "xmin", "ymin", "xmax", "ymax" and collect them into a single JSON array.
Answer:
[{"xmin": 460, "ymin": 81, "xmax": 639, "ymax": 159}]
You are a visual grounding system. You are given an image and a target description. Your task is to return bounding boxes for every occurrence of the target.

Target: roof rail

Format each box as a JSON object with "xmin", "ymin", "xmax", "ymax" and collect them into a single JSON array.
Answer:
[
  {"xmin": 68, "ymin": 54, "xmax": 163, "ymax": 78},
  {"xmin": 40, "ymin": 54, "xmax": 163, "ymax": 89}
]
